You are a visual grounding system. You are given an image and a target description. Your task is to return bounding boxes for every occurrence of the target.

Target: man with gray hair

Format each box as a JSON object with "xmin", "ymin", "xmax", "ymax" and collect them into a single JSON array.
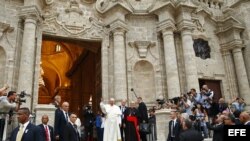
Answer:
[{"xmin": 100, "ymin": 98, "xmax": 122, "ymax": 141}]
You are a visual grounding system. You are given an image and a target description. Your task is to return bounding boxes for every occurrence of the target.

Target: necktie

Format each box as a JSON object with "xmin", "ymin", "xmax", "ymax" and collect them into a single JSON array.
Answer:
[
  {"xmin": 45, "ymin": 125, "xmax": 50, "ymax": 141},
  {"xmin": 16, "ymin": 125, "xmax": 24, "ymax": 141},
  {"xmin": 65, "ymin": 112, "xmax": 69, "ymax": 121}
]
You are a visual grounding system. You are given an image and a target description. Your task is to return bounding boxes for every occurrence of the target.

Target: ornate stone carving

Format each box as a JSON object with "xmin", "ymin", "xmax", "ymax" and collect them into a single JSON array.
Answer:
[
  {"xmin": 81, "ymin": 0, "xmax": 96, "ymax": 4},
  {"xmin": 0, "ymin": 22, "xmax": 14, "ymax": 39},
  {"xmin": 193, "ymin": 38, "xmax": 211, "ymax": 59},
  {"xmin": 126, "ymin": 0, "xmax": 155, "ymax": 12},
  {"xmin": 192, "ymin": 14, "xmax": 205, "ymax": 32},
  {"xmin": 44, "ymin": 0, "xmax": 54, "ymax": 5},
  {"xmin": 95, "ymin": 0, "xmax": 132, "ymax": 14},
  {"xmin": 0, "ymin": 22, "xmax": 14, "ymax": 49},
  {"xmin": 42, "ymin": 0, "xmax": 107, "ymax": 38},
  {"xmin": 129, "ymin": 41, "xmax": 156, "ymax": 58}
]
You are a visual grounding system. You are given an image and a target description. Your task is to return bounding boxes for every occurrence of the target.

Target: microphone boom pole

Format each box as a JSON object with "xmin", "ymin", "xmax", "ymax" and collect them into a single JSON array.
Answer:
[{"xmin": 131, "ymin": 88, "xmax": 138, "ymax": 99}]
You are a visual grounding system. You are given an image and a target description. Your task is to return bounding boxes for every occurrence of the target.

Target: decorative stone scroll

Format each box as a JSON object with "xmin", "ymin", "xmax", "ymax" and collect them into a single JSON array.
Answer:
[
  {"xmin": 44, "ymin": 0, "xmax": 54, "ymax": 5},
  {"xmin": 0, "ymin": 22, "xmax": 14, "ymax": 39},
  {"xmin": 129, "ymin": 41, "xmax": 155, "ymax": 58}
]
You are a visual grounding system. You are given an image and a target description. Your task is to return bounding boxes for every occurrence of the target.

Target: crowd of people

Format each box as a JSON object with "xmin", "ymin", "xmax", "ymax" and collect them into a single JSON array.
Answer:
[
  {"xmin": 165, "ymin": 84, "xmax": 250, "ymax": 141},
  {"xmin": 1, "ymin": 84, "xmax": 250, "ymax": 141}
]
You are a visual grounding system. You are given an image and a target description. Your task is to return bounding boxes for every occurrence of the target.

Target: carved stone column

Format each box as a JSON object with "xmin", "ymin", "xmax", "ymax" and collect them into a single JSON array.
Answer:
[
  {"xmin": 161, "ymin": 27, "xmax": 181, "ymax": 98},
  {"xmin": 110, "ymin": 20, "xmax": 128, "ymax": 101},
  {"xmin": 221, "ymin": 50, "xmax": 239, "ymax": 100},
  {"xmin": 177, "ymin": 6, "xmax": 200, "ymax": 91},
  {"xmin": 17, "ymin": 6, "xmax": 41, "ymax": 108},
  {"xmin": 232, "ymin": 48, "xmax": 250, "ymax": 103},
  {"xmin": 180, "ymin": 29, "xmax": 199, "ymax": 91}
]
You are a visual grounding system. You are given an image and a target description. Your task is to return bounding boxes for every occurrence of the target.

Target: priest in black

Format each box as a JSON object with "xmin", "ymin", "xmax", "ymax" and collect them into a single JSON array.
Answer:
[{"xmin": 124, "ymin": 101, "xmax": 140, "ymax": 141}]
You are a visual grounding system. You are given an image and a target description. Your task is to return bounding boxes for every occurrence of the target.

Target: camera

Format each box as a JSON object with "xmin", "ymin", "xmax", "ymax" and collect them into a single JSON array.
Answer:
[{"xmin": 17, "ymin": 91, "xmax": 28, "ymax": 104}]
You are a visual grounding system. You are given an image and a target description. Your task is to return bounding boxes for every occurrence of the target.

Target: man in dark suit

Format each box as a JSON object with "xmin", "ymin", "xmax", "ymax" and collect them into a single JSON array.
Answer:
[
  {"xmin": 119, "ymin": 99, "xmax": 127, "ymax": 141},
  {"xmin": 239, "ymin": 111, "xmax": 250, "ymax": 125},
  {"xmin": 167, "ymin": 111, "xmax": 181, "ymax": 141},
  {"xmin": 54, "ymin": 102, "xmax": 70, "ymax": 141},
  {"xmin": 38, "ymin": 115, "xmax": 54, "ymax": 141},
  {"xmin": 83, "ymin": 104, "xmax": 95, "ymax": 141},
  {"xmin": 63, "ymin": 113, "xmax": 80, "ymax": 141},
  {"xmin": 10, "ymin": 107, "xmax": 43, "ymax": 141},
  {"xmin": 179, "ymin": 119, "xmax": 203, "ymax": 141},
  {"xmin": 137, "ymin": 97, "xmax": 148, "ymax": 141},
  {"xmin": 205, "ymin": 114, "xmax": 224, "ymax": 141}
]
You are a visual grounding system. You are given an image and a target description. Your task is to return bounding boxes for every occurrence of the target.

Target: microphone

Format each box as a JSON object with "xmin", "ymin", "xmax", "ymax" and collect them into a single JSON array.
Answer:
[{"xmin": 131, "ymin": 88, "xmax": 138, "ymax": 98}]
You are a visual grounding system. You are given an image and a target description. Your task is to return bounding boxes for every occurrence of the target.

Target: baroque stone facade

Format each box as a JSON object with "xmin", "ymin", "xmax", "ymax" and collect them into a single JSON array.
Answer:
[{"xmin": 1, "ymin": 0, "xmax": 250, "ymax": 139}]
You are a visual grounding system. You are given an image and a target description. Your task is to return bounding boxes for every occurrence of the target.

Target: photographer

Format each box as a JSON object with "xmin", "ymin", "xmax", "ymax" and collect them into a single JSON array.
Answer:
[
  {"xmin": 83, "ymin": 104, "xmax": 95, "ymax": 141},
  {"xmin": 0, "ymin": 91, "xmax": 20, "ymax": 140}
]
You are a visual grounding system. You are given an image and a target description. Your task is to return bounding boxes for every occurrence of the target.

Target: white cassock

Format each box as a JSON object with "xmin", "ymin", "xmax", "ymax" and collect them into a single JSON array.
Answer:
[{"xmin": 100, "ymin": 102, "xmax": 122, "ymax": 141}]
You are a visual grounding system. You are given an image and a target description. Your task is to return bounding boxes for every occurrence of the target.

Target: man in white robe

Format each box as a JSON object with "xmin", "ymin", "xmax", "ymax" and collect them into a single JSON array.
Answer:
[{"xmin": 100, "ymin": 98, "xmax": 122, "ymax": 141}]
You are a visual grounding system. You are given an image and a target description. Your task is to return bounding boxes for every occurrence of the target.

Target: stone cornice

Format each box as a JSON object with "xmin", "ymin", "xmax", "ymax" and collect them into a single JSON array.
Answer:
[
  {"xmin": 109, "ymin": 19, "xmax": 129, "ymax": 33},
  {"xmin": 18, "ymin": 5, "xmax": 42, "ymax": 22},
  {"xmin": 177, "ymin": 19, "xmax": 196, "ymax": 31},
  {"xmin": 149, "ymin": 1, "xmax": 175, "ymax": 14},
  {"xmin": 96, "ymin": 1, "xmax": 132, "ymax": 14},
  {"xmin": 176, "ymin": 2, "xmax": 197, "ymax": 13},
  {"xmin": 220, "ymin": 39, "xmax": 245, "ymax": 51},
  {"xmin": 156, "ymin": 19, "xmax": 176, "ymax": 33},
  {"xmin": 215, "ymin": 16, "xmax": 244, "ymax": 35}
]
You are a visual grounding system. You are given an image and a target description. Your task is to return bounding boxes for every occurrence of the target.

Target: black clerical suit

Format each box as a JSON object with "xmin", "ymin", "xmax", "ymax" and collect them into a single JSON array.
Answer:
[{"xmin": 138, "ymin": 101, "xmax": 148, "ymax": 141}]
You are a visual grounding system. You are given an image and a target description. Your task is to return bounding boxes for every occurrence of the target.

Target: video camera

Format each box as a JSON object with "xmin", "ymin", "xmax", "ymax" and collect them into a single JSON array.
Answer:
[{"xmin": 17, "ymin": 91, "xmax": 28, "ymax": 104}]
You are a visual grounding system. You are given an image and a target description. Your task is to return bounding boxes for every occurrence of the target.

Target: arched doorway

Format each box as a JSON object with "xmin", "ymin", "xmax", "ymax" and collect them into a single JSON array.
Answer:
[{"xmin": 39, "ymin": 36, "xmax": 101, "ymax": 120}]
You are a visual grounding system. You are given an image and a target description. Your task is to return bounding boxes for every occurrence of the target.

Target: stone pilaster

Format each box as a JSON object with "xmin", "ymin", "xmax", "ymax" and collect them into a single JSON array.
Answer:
[
  {"xmin": 17, "ymin": 6, "xmax": 41, "ymax": 108},
  {"xmin": 157, "ymin": 20, "xmax": 181, "ymax": 98},
  {"xmin": 180, "ymin": 28, "xmax": 199, "ymax": 91},
  {"xmin": 110, "ymin": 20, "xmax": 128, "ymax": 101},
  {"xmin": 221, "ymin": 50, "xmax": 239, "ymax": 100},
  {"xmin": 177, "ymin": 6, "xmax": 200, "ymax": 92},
  {"xmin": 232, "ymin": 48, "xmax": 250, "ymax": 103}
]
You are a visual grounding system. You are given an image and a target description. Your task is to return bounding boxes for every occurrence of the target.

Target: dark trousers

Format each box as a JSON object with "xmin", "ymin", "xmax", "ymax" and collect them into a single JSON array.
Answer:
[
  {"xmin": 139, "ymin": 131, "xmax": 147, "ymax": 141},
  {"xmin": 0, "ymin": 119, "xmax": 5, "ymax": 141},
  {"xmin": 84, "ymin": 126, "xmax": 93, "ymax": 141},
  {"xmin": 120, "ymin": 126, "xmax": 125, "ymax": 141},
  {"xmin": 96, "ymin": 127, "xmax": 103, "ymax": 141}
]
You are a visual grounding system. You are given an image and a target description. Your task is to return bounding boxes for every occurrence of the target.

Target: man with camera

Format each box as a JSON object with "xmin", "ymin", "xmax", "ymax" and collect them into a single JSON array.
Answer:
[
  {"xmin": 83, "ymin": 104, "xmax": 95, "ymax": 141},
  {"xmin": 0, "ymin": 91, "xmax": 20, "ymax": 141}
]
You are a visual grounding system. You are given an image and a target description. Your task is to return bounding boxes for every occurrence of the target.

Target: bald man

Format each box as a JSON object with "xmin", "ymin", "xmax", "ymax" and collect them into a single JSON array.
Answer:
[
  {"xmin": 239, "ymin": 112, "xmax": 250, "ymax": 125},
  {"xmin": 54, "ymin": 102, "xmax": 70, "ymax": 141},
  {"xmin": 38, "ymin": 115, "xmax": 54, "ymax": 141},
  {"xmin": 100, "ymin": 98, "xmax": 122, "ymax": 141}
]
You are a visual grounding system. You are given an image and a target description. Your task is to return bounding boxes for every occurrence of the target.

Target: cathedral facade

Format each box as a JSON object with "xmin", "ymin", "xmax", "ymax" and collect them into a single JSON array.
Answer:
[{"xmin": 0, "ymin": 0, "xmax": 250, "ymax": 124}]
